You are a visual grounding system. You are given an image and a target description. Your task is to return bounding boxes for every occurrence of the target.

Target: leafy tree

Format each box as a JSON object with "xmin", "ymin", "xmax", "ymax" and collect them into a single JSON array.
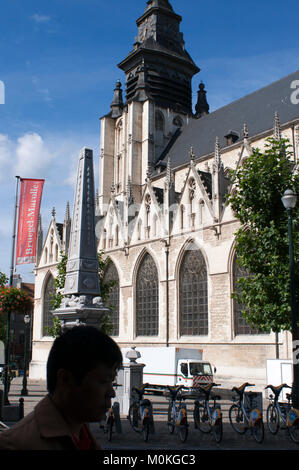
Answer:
[
  {"xmin": 0, "ymin": 272, "xmax": 8, "ymax": 288},
  {"xmin": 226, "ymin": 138, "xmax": 299, "ymax": 333},
  {"xmin": 47, "ymin": 251, "xmax": 115, "ymax": 337}
]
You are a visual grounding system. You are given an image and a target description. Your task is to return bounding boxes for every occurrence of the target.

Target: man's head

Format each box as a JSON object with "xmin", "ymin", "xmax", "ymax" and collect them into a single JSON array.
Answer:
[{"xmin": 47, "ymin": 326, "xmax": 123, "ymax": 422}]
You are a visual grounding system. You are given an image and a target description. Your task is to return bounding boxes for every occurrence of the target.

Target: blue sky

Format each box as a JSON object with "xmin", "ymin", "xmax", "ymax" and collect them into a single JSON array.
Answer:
[{"xmin": 0, "ymin": 0, "xmax": 299, "ymax": 282}]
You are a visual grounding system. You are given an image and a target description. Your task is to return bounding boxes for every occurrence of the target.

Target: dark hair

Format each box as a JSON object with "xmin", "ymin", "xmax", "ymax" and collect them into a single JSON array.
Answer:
[{"xmin": 46, "ymin": 326, "xmax": 122, "ymax": 394}]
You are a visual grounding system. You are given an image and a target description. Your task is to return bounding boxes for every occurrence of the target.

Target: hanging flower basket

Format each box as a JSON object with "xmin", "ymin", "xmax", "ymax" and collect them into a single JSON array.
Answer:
[{"xmin": 0, "ymin": 286, "xmax": 33, "ymax": 315}]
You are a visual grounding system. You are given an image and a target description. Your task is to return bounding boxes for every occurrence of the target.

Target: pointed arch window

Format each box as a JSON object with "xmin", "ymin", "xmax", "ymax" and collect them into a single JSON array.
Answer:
[
  {"xmin": 103, "ymin": 261, "xmax": 120, "ymax": 336},
  {"xmin": 179, "ymin": 243, "xmax": 208, "ymax": 336},
  {"xmin": 155, "ymin": 111, "xmax": 164, "ymax": 131},
  {"xmin": 136, "ymin": 253, "xmax": 159, "ymax": 336},
  {"xmin": 233, "ymin": 255, "xmax": 260, "ymax": 335},
  {"xmin": 42, "ymin": 274, "xmax": 55, "ymax": 336}
]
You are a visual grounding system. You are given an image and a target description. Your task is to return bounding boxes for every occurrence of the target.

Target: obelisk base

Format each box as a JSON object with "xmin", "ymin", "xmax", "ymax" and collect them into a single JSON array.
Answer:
[{"xmin": 53, "ymin": 295, "xmax": 110, "ymax": 331}]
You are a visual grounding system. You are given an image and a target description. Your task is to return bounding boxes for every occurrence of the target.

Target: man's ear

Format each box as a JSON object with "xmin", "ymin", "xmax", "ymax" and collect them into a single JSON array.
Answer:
[{"xmin": 56, "ymin": 369, "xmax": 76, "ymax": 389}]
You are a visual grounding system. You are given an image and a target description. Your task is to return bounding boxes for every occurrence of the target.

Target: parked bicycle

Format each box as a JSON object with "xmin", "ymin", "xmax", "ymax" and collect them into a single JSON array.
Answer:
[
  {"xmin": 100, "ymin": 400, "xmax": 122, "ymax": 441},
  {"xmin": 265, "ymin": 383, "xmax": 299, "ymax": 444},
  {"xmin": 193, "ymin": 383, "xmax": 223, "ymax": 443},
  {"xmin": 166, "ymin": 385, "xmax": 189, "ymax": 443},
  {"xmin": 229, "ymin": 382, "xmax": 264, "ymax": 443},
  {"xmin": 128, "ymin": 383, "xmax": 154, "ymax": 442}
]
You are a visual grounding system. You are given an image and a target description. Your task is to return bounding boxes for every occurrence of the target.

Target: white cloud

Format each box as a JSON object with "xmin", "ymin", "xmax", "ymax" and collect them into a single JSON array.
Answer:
[
  {"xmin": 31, "ymin": 14, "xmax": 51, "ymax": 23},
  {"xmin": 14, "ymin": 133, "xmax": 54, "ymax": 178}
]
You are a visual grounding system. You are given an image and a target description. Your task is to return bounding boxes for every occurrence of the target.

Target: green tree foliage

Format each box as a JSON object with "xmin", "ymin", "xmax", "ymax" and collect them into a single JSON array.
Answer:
[
  {"xmin": 0, "ymin": 272, "xmax": 8, "ymax": 288},
  {"xmin": 226, "ymin": 138, "xmax": 299, "ymax": 333},
  {"xmin": 47, "ymin": 251, "xmax": 115, "ymax": 337}
]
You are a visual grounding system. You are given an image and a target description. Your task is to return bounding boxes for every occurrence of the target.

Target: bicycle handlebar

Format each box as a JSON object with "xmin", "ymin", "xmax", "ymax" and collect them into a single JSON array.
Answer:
[
  {"xmin": 166, "ymin": 385, "xmax": 188, "ymax": 400},
  {"xmin": 265, "ymin": 383, "xmax": 291, "ymax": 390}
]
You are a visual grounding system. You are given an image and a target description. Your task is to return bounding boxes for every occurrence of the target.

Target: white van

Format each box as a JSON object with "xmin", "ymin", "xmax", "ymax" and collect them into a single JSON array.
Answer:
[{"xmin": 122, "ymin": 346, "xmax": 215, "ymax": 388}]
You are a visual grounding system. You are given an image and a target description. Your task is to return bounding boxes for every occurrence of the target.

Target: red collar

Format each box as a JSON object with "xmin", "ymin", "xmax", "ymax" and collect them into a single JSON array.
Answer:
[{"xmin": 71, "ymin": 424, "xmax": 93, "ymax": 450}]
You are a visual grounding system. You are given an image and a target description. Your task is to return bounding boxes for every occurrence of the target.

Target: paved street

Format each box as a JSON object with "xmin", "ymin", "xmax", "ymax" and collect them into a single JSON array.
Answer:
[{"xmin": 1, "ymin": 377, "xmax": 298, "ymax": 453}]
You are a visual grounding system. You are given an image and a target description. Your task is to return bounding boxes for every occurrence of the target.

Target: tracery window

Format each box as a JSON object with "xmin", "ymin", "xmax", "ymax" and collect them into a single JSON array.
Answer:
[
  {"xmin": 136, "ymin": 253, "xmax": 159, "ymax": 336},
  {"xmin": 103, "ymin": 261, "xmax": 120, "ymax": 336},
  {"xmin": 233, "ymin": 255, "xmax": 260, "ymax": 335},
  {"xmin": 179, "ymin": 244, "xmax": 208, "ymax": 336},
  {"xmin": 42, "ymin": 274, "xmax": 55, "ymax": 336}
]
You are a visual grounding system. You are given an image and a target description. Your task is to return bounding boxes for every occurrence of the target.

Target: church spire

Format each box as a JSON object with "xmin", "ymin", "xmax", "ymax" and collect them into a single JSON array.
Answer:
[
  {"xmin": 195, "ymin": 82, "xmax": 209, "ymax": 118},
  {"xmin": 110, "ymin": 80, "xmax": 124, "ymax": 118},
  {"xmin": 118, "ymin": 0, "xmax": 199, "ymax": 113}
]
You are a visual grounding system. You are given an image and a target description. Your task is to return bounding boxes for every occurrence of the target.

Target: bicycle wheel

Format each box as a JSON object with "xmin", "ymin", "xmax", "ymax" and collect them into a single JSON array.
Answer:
[
  {"xmin": 212, "ymin": 419, "xmax": 223, "ymax": 443},
  {"xmin": 266, "ymin": 403, "xmax": 279, "ymax": 434},
  {"xmin": 107, "ymin": 421, "xmax": 113, "ymax": 441},
  {"xmin": 167, "ymin": 403, "xmax": 175, "ymax": 434},
  {"xmin": 197, "ymin": 403, "xmax": 211, "ymax": 433},
  {"xmin": 193, "ymin": 402, "xmax": 200, "ymax": 429},
  {"xmin": 288, "ymin": 421, "xmax": 299, "ymax": 444},
  {"xmin": 128, "ymin": 404, "xmax": 141, "ymax": 432},
  {"xmin": 252, "ymin": 419, "xmax": 264, "ymax": 443},
  {"xmin": 178, "ymin": 423, "xmax": 188, "ymax": 443},
  {"xmin": 229, "ymin": 404, "xmax": 246, "ymax": 434},
  {"xmin": 143, "ymin": 422, "xmax": 150, "ymax": 442}
]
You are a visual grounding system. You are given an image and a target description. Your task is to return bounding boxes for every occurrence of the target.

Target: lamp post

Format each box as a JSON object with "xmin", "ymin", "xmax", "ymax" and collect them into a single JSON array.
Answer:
[
  {"xmin": 20, "ymin": 314, "xmax": 30, "ymax": 396},
  {"xmin": 281, "ymin": 189, "xmax": 298, "ymax": 408}
]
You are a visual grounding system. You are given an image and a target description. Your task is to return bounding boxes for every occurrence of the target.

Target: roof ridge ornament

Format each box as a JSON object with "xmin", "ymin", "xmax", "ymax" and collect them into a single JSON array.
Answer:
[
  {"xmin": 243, "ymin": 122, "xmax": 249, "ymax": 139},
  {"xmin": 213, "ymin": 136, "xmax": 223, "ymax": 173},
  {"xmin": 189, "ymin": 146, "xmax": 195, "ymax": 162},
  {"xmin": 273, "ymin": 111, "xmax": 281, "ymax": 141},
  {"xmin": 165, "ymin": 155, "xmax": 174, "ymax": 189}
]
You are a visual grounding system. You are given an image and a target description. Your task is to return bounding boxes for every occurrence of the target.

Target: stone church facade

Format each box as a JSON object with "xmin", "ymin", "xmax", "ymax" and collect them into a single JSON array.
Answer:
[{"xmin": 30, "ymin": 0, "xmax": 299, "ymax": 387}]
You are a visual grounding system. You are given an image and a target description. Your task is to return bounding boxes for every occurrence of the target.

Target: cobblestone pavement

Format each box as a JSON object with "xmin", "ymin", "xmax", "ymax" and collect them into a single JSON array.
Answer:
[{"xmin": 1, "ymin": 378, "xmax": 299, "ymax": 453}]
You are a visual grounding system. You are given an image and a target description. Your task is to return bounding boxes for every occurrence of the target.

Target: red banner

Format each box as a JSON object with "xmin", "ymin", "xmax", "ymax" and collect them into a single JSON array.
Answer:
[{"xmin": 16, "ymin": 178, "xmax": 45, "ymax": 265}]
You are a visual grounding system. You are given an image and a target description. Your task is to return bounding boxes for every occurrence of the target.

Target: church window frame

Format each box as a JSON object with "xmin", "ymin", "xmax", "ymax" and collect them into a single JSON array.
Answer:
[
  {"xmin": 232, "ymin": 253, "xmax": 265, "ymax": 336},
  {"xmin": 155, "ymin": 111, "xmax": 164, "ymax": 132},
  {"xmin": 42, "ymin": 273, "xmax": 56, "ymax": 337},
  {"xmin": 135, "ymin": 252, "xmax": 159, "ymax": 337},
  {"xmin": 103, "ymin": 260, "xmax": 120, "ymax": 337},
  {"xmin": 178, "ymin": 243, "xmax": 209, "ymax": 337}
]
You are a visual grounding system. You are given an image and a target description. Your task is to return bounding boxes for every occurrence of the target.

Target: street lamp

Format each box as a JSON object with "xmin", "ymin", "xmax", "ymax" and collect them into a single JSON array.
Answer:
[
  {"xmin": 20, "ymin": 314, "xmax": 30, "ymax": 396},
  {"xmin": 281, "ymin": 189, "xmax": 298, "ymax": 408}
]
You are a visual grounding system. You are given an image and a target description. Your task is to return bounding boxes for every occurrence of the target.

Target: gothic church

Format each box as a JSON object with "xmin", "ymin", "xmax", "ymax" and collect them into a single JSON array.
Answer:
[{"xmin": 30, "ymin": 0, "xmax": 299, "ymax": 387}]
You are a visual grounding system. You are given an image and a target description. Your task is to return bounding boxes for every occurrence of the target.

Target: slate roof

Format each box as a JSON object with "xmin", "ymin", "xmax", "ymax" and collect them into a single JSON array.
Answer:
[{"xmin": 160, "ymin": 70, "xmax": 299, "ymax": 169}]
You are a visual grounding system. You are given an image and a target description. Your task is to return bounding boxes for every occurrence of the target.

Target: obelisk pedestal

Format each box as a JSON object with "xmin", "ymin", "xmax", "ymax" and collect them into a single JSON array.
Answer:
[{"xmin": 53, "ymin": 147, "xmax": 110, "ymax": 330}]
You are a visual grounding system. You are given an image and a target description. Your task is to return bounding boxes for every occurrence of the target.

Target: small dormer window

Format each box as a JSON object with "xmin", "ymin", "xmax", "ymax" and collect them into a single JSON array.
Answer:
[{"xmin": 224, "ymin": 131, "xmax": 239, "ymax": 146}]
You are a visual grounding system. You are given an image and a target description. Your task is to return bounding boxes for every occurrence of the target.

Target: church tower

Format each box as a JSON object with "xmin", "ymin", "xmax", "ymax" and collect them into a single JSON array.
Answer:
[{"xmin": 99, "ymin": 0, "xmax": 200, "ymax": 213}]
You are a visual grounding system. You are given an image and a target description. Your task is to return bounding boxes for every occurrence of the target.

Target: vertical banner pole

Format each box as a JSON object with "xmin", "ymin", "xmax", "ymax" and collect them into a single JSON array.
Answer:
[{"xmin": 4, "ymin": 176, "xmax": 20, "ymax": 405}]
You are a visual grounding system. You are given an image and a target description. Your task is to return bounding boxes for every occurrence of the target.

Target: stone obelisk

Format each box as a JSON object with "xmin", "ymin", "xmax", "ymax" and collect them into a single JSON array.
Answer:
[{"xmin": 53, "ymin": 147, "xmax": 109, "ymax": 330}]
